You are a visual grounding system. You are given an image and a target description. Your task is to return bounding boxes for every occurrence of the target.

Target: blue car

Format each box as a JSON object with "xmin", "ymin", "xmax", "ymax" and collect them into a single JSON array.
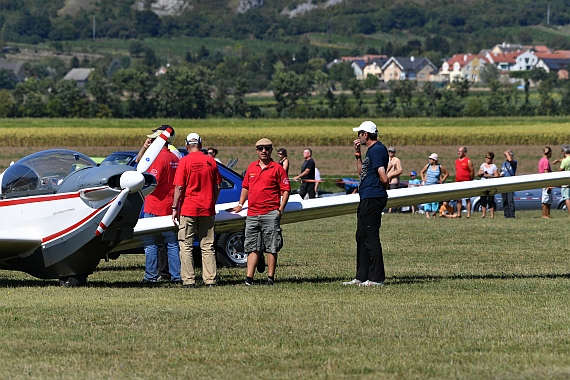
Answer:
[{"xmin": 101, "ymin": 150, "xmax": 247, "ymax": 267}]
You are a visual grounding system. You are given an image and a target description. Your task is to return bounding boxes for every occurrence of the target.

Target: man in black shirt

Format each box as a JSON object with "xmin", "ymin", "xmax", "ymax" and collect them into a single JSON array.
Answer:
[{"xmin": 294, "ymin": 148, "xmax": 316, "ymax": 199}]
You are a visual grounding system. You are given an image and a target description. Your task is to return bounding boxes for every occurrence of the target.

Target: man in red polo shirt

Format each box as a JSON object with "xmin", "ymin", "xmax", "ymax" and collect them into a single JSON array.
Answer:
[
  {"xmin": 231, "ymin": 138, "xmax": 290, "ymax": 286},
  {"xmin": 455, "ymin": 146, "xmax": 475, "ymax": 218},
  {"xmin": 172, "ymin": 133, "xmax": 222, "ymax": 288},
  {"xmin": 141, "ymin": 125, "xmax": 180, "ymax": 284}
]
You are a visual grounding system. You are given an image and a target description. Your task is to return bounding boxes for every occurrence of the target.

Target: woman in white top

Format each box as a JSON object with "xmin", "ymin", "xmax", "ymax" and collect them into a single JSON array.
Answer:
[{"xmin": 477, "ymin": 151, "xmax": 499, "ymax": 218}]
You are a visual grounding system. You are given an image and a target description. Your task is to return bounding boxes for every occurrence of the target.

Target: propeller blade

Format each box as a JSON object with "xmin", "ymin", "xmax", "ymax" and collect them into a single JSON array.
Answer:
[
  {"xmin": 95, "ymin": 188, "xmax": 129, "ymax": 236},
  {"xmin": 137, "ymin": 127, "xmax": 173, "ymax": 173}
]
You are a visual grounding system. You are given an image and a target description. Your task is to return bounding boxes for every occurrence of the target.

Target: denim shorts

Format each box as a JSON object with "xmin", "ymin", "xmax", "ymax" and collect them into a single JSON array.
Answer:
[{"xmin": 244, "ymin": 210, "xmax": 283, "ymax": 254}]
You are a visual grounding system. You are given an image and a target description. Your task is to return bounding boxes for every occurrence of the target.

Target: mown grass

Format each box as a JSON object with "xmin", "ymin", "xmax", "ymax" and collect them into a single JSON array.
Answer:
[
  {"xmin": 1, "ymin": 117, "xmax": 570, "ymax": 147},
  {"xmin": 1, "ymin": 211, "xmax": 570, "ymax": 379}
]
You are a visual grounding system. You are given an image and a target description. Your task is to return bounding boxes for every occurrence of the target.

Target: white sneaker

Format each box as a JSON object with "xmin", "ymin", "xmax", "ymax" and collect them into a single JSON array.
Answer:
[
  {"xmin": 358, "ymin": 280, "xmax": 385, "ymax": 287},
  {"xmin": 342, "ymin": 279, "xmax": 362, "ymax": 285}
]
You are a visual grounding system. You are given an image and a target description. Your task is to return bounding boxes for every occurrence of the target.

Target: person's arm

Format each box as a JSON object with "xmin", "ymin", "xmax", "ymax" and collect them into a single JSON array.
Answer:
[
  {"xmin": 230, "ymin": 188, "xmax": 249, "ymax": 213},
  {"xmin": 135, "ymin": 138, "xmax": 153, "ymax": 163},
  {"xmin": 171, "ymin": 185, "xmax": 184, "ymax": 224},
  {"xmin": 279, "ymin": 190, "xmax": 290, "ymax": 216},
  {"xmin": 354, "ymin": 139, "xmax": 362, "ymax": 174},
  {"xmin": 392, "ymin": 158, "xmax": 402, "ymax": 178},
  {"xmin": 440, "ymin": 165, "xmax": 449, "ymax": 183},
  {"xmin": 294, "ymin": 168, "xmax": 311, "ymax": 181},
  {"xmin": 468, "ymin": 159, "xmax": 475, "ymax": 180},
  {"xmin": 282, "ymin": 158, "xmax": 289, "ymax": 173},
  {"xmin": 377, "ymin": 166, "xmax": 389, "ymax": 188},
  {"xmin": 491, "ymin": 166, "xmax": 499, "ymax": 178},
  {"xmin": 420, "ymin": 164, "xmax": 428, "ymax": 182}
]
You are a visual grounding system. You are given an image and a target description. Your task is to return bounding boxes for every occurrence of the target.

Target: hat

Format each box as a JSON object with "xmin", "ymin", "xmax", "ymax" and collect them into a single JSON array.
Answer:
[
  {"xmin": 410, "ymin": 171, "xmax": 417, "ymax": 176},
  {"xmin": 185, "ymin": 133, "xmax": 202, "ymax": 145},
  {"xmin": 428, "ymin": 153, "xmax": 438, "ymax": 161},
  {"xmin": 563, "ymin": 144, "xmax": 570, "ymax": 154},
  {"xmin": 147, "ymin": 124, "xmax": 175, "ymax": 140},
  {"xmin": 388, "ymin": 147, "xmax": 396, "ymax": 153},
  {"xmin": 352, "ymin": 121, "xmax": 377, "ymax": 134},
  {"xmin": 255, "ymin": 138, "xmax": 273, "ymax": 147}
]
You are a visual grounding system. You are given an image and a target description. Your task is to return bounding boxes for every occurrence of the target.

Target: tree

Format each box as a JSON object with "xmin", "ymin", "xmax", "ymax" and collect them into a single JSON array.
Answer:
[
  {"xmin": 450, "ymin": 77, "xmax": 470, "ymax": 99},
  {"xmin": 155, "ymin": 66, "xmax": 213, "ymax": 118},
  {"xmin": 270, "ymin": 62, "xmax": 311, "ymax": 115},
  {"xmin": 0, "ymin": 68, "xmax": 18, "ymax": 89},
  {"xmin": 112, "ymin": 68, "xmax": 156, "ymax": 117},
  {"xmin": 0, "ymin": 89, "xmax": 14, "ymax": 117},
  {"xmin": 480, "ymin": 64, "xmax": 500, "ymax": 84}
]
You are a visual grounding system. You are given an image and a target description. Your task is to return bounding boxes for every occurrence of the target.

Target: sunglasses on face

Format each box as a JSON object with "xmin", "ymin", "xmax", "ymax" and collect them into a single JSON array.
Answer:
[
  {"xmin": 358, "ymin": 131, "xmax": 366, "ymax": 136},
  {"xmin": 256, "ymin": 145, "xmax": 272, "ymax": 152}
]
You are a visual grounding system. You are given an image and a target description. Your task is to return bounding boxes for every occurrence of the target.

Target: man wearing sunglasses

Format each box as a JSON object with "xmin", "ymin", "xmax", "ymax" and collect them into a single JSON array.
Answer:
[
  {"xmin": 231, "ymin": 138, "xmax": 290, "ymax": 286},
  {"xmin": 343, "ymin": 121, "xmax": 389, "ymax": 287}
]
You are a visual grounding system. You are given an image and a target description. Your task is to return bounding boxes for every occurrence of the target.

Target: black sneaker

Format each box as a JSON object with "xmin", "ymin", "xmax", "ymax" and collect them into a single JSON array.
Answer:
[
  {"xmin": 170, "ymin": 280, "xmax": 182, "ymax": 285},
  {"xmin": 206, "ymin": 284, "xmax": 216, "ymax": 288},
  {"xmin": 183, "ymin": 283, "xmax": 195, "ymax": 288},
  {"xmin": 264, "ymin": 278, "xmax": 274, "ymax": 286},
  {"xmin": 257, "ymin": 254, "xmax": 266, "ymax": 273},
  {"xmin": 245, "ymin": 279, "xmax": 253, "ymax": 286}
]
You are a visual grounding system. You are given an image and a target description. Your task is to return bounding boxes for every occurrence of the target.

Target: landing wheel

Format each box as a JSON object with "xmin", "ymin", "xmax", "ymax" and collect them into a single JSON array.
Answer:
[{"xmin": 60, "ymin": 274, "xmax": 88, "ymax": 287}]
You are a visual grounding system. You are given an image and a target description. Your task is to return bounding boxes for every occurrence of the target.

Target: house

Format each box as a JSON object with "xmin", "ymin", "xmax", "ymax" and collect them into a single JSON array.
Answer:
[
  {"xmin": 440, "ymin": 54, "xmax": 486, "ymax": 83},
  {"xmin": 513, "ymin": 51, "xmax": 570, "ymax": 73},
  {"xmin": 0, "ymin": 60, "xmax": 22, "ymax": 76},
  {"xmin": 380, "ymin": 56, "xmax": 438, "ymax": 82},
  {"xmin": 362, "ymin": 58, "xmax": 388, "ymax": 80},
  {"xmin": 513, "ymin": 50, "xmax": 539, "ymax": 71},
  {"xmin": 490, "ymin": 42, "xmax": 523, "ymax": 54},
  {"xmin": 351, "ymin": 60, "xmax": 366, "ymax": 80},
  {"xmin": 485, "ymin": 51, "xmax": 523, "ymax": 72},
  {"xmin": 63, "ymin": 68, "xmax": 95, "ymax": 88},
  {"xmin": 535, "ymin": 53, "xmax": 570, "ymax": 73}
]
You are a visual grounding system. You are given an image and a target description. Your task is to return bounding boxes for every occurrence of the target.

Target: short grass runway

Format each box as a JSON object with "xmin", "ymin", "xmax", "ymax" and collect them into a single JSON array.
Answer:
[{"xmin": 1, "ymin": 211, "xmax": 570, "ymax": 379}]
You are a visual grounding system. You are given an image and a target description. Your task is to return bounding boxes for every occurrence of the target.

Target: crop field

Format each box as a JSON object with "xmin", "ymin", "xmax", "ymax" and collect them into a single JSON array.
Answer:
[{"xmin": 1, "ymin": 212, "xmax": 570, "ymax": 379}]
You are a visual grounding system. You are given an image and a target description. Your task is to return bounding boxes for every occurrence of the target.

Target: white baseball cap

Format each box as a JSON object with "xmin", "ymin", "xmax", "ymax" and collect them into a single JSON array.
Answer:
[
  {"xmin": 185, "ymin": 133, "xmax": 202, "ymax": 145},
  {"xmin": 353, "ymin": 121, "xmax": 378, "ymax": 134}
]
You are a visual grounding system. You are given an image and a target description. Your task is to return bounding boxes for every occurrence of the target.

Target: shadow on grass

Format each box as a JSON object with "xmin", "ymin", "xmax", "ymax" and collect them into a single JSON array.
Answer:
[{"xmin": 2, "ymin": 272, "xmax": 570, "ymax": 288}]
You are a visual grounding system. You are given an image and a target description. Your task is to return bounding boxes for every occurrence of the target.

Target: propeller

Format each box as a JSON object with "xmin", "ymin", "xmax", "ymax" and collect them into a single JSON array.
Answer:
[{"xmin": 95, "ymin": 127, "xmax": 173, "ymax": 236}]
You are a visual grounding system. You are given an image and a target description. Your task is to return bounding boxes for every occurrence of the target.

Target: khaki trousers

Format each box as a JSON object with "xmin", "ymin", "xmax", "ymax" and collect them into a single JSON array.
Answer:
[{"xmin": 178, "ymin": 215, "xmax": 217, "ymax": 285}]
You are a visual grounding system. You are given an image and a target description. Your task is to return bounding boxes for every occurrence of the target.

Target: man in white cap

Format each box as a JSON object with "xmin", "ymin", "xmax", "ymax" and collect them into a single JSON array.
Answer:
[
  {"xmin": 343, "ymin": 121, "xmax": 389, "ymax": 287},
  {"xmin": 140, "ymin": 125, "xmax": 181, "ymax": 284},
  {"xmin": 231, "ymin": 138, "xmax": 290, "ymax": 286},
  {"xmin": 172, "ymin": 133, "xmax": 222, "ymax": 288}
]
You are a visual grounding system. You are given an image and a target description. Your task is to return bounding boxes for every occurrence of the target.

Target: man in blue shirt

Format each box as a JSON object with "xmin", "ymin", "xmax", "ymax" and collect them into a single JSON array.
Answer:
[
  {"xmin": 343, "ymin": 121, "xmax": 389, "ymax": 287},
  {"xmin": 500, "ymin": 150, "xmax": 517, "ymax": 218}
]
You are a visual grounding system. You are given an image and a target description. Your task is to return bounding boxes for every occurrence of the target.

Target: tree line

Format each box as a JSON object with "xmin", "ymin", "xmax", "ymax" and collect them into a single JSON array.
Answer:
[{"xmin": 2, "ymin": 58, "xmax": 570, "ymax": 119}]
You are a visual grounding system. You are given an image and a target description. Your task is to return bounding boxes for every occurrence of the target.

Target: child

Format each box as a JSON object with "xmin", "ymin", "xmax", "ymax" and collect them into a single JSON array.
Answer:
[
  {"xmin": 439, "ymin": 201, "xmax": 456, "ymax": 218},
  {"xmin": 408, "ymin": 171, "xmax": 421, "ymax": 213}
]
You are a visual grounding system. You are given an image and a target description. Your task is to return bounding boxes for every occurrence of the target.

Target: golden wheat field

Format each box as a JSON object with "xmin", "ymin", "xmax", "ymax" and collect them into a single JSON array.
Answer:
[{"xmin": 1, "ymin": 118, "xmax": 569, "ymax": 176}]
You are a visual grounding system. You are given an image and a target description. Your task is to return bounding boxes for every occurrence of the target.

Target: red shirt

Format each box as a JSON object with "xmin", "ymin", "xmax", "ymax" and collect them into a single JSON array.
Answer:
[
  {"xmin": 243, "ymin": 159, "xmax": 290, "ymax": 216},
  {"xmin": 144, "ymin": 148, "xmax": 179, "ymax": 216},
  {"xmin": 455, "ymin": 156, "xmax": 472, "ymax": 182},
  {"xmin": 174, "ymin": 152, "xmax": 222, "ymax": 217}
]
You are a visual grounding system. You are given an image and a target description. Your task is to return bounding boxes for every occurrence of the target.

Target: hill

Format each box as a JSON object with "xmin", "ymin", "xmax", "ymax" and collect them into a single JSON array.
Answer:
[{"xmin": 2, "ymin": 0, "xmax": 570, "ymax": 56}]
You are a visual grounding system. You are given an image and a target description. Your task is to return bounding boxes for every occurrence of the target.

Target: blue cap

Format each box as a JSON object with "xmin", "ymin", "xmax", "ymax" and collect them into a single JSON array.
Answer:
[{"xmin": 410, "ymin": 171, "xmax": 417, "ymax": 176}]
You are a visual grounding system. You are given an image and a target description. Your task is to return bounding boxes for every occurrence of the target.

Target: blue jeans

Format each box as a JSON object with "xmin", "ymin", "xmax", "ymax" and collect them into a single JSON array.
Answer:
[{"xmin": 143, "ymin": 213, "xmax": 181, "ymax": 282}]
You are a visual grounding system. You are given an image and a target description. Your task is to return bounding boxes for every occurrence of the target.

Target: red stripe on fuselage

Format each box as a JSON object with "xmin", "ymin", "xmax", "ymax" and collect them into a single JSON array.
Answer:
[
  {"xmin": 42, "ymin": 208, "xmax": 104, "ymax": 243},
  {"xmin": 0, "ymin": 192, "xmax": 79, "ymax": 207}
]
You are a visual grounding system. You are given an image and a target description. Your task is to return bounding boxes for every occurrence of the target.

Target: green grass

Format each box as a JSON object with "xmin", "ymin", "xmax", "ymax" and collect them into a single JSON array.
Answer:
[{"xmin": 2, "ymin": 210, "xmax": 570, "ymax": 378}]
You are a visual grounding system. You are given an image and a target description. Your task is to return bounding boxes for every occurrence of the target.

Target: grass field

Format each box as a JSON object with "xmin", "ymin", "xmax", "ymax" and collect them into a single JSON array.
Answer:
[{"xmin": 1, "ymin": 211, "xmax": 570, "ymax": 379}]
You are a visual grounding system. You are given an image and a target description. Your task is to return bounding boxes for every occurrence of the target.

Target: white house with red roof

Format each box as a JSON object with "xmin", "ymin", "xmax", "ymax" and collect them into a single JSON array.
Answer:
[
  {"xmin": 440, "ymin": 54, "xmax": 486, "ymax": 83},
  {"xmin": 485, "ymin": 51, "xmax": 524, "ymax": 72}
]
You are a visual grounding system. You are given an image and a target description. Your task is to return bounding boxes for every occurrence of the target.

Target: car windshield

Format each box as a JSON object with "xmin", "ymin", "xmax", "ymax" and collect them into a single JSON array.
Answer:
[
  {"xmin": 100, "ymin": 152, "xmax": 137, "ymax": 167},
  {"xmin": 1, "ymin": 149, "xmax": 96, "ymax": 194}
]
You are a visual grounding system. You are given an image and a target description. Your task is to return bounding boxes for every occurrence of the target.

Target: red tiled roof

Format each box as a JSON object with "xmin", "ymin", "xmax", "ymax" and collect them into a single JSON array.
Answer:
[
  {"xmin": 489, "ymin": 51, "xmax": 523, "ymax": 63},
  {"xmin": 446, "ymin": 53, "xmax": 477, "ymax": 68}
]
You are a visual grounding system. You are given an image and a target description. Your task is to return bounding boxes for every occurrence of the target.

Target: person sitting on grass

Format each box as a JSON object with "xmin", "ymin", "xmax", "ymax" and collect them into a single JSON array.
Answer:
[{"xmin": 439, "ymin": 201, "xmax": 456, "ymax": 218}]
